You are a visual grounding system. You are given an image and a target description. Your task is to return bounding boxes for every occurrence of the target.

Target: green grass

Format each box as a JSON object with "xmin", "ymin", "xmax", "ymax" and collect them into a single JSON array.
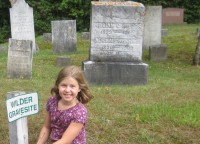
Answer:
[{"xmin": 0, "ymin": 24, "xmax": 200, "ymax": 144}]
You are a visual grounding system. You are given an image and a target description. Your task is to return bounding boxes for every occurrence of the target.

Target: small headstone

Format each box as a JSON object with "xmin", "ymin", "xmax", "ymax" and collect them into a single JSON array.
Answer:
[
  {"xmin": 161, "ymin": 29, "xmax": 168, "ymax": 36},
  {"xmin": 162, "ymin": 8, "xmax": 184, "ymax": 25},
  {"xmin": 0, "ymin": 44, "xmax": 8, "ymax": 52},
  {"xmin": 149, "ymin": 44, "xmax": 167, "ymax": 61},
  {"xmin": 9, "ymin": 0, "xmax": 37, "ymax": 53},
  {"xmin": 43, "ymin": 33, "xmax": 52, "ymax": 42},
  {"xmin": 56, "ymin": 56, "xmax": 71, "ymax": 67},
  {"xmin": 143, "ymin": 6, "xmax": 162, "ymax": 50},
  {"xmin": 52, "ymin": 20, "xmax": 77, "ymax": 53},
  {"xmin": 7, "ymin": 39, "xmax": 33, "ymax": 79},
  {"xmin": 81, "ymin": 32, "xmax": 90, "ymax": 40}
]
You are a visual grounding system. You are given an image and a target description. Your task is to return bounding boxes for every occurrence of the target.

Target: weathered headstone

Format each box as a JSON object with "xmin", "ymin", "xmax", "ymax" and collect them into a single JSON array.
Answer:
[
  {"xmin": 9, "ymin": 0, "xmax": 17, "ymax": 7},
  {"xmin": 162, "ymin": 29, "xmax": 168, "ymax": 36},
  {"xmin": 149, "ymin": 44, "xmax": 167, "ymax": 61},
  {"xmin": 83, "ymin": 1, "xmax": 148, "ymax": 85},
  {"xmin": 81, "ymin": 32, "xmax": 90, "ymax": 40},
  {"xmin": 7, "ymin": 39, "xmax": 33, "ymax": 79},
  {"xmin": 51, "ymin": 20, "xmax": 77, "ymax": 53},
  {"xmin": 0, "ymin": 44, "xmax": 8, "ymax": 52},
  {"xmin": 43, "ymin": 33, "xmax": 52, "ymax": 42},
  {"xmin": 162, "ymin": 8, "xmax": 184, "ymax": 25},
  {"xmin": 143, "ymin": 6, "xmax": 162, "ymax": 50},
  {"xmin": 56, "ymin": 56, "xmax": 71, "ymax": 67},
  {"xmin": 9, "ymin": 0, "xmax": 37, "ymax": 53}
]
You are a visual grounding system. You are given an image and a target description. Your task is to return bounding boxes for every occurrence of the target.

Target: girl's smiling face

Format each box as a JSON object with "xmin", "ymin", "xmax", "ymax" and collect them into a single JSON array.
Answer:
[{"xmin": 58, "ymin": 76, "xmax": 80, "ymax": 105}]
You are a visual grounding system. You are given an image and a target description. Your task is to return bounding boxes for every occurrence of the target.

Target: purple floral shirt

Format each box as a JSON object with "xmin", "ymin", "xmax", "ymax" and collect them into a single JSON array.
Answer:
[{"xmin": 46, "ymin": 96, "xmax": 87, "ymax": 144}]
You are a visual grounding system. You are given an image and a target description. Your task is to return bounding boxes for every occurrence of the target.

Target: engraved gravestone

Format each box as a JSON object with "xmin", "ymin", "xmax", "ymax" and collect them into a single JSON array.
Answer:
[
  {"xmin": 162, "ymin": 8, "xmax": 184, "ymax": 24},
  {"xmin": 143, "ymin": 6, "xmax": 162, "ymax": 50},
  {"xmin": 90, "ymin": 2, "xmax": 144, "ymax": 62},
  {"xmin": 7, "ymin": 39, "xmax": 33, "ymax": 79},
  {"xmin": 51, "ymin": 20, "xmax": 77, "ymax": 53},
  {"xmin": 83, "ymin": 1, "xmax": 148, "ymax": 85}
]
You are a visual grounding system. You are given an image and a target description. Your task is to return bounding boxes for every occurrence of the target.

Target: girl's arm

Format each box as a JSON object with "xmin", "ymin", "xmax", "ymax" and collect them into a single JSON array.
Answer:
[
  {"xmin": 37, "ymin": 112, "xmax": 51, "ymax": 144},
  {"xmin": 53, "ymin": 122, "xmax": 84, "ymax": 144}
]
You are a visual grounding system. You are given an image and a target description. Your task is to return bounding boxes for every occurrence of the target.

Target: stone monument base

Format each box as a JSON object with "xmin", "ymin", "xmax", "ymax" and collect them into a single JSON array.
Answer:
[{"xmin": 83, "ymin": 61, "xmax": 148, "ymax": 85}]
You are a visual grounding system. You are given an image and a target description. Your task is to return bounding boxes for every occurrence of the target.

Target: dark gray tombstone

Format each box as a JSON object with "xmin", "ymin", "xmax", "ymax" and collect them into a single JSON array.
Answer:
[
  {"xmin": 149, "ymin": 44, "xmax": 167, "ymax": 61},
  {"xmin": 9, "ymin": 0, "xmax": 37, "ymax": 53},
  {"xmin": 7, "ymin": 39, "xmax": 33, "ymax": 79},
  {"xmin": 162, "ymin": 29, "xmax": 168, "ymax": 36},
  {"xmin": 81, "ymin": 32, "xmax": 90, "ymax": 40},
  {"xmin": 56, "ymin": 56, "xmax": 71, "ymax": 67},
  {"xmin": 43, "ymin": 33, "xmax": 52, "ymax": 42},
  {"xmin": 51, "ymin": 20, "xmax": 77, "ymax": 53},
  {"xmin": 83, "ymin": 1, "xmax": 148, "ymax": 85},
  {"xmin": 0, "ymin": 44, "xmax": 8, "ymax": 52}
]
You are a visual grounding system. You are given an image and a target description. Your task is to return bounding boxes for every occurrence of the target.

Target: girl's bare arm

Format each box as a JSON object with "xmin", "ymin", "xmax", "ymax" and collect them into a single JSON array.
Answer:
[{"xmin": 37, "ymin": 112, "xmax": 51, "ymax": 144}]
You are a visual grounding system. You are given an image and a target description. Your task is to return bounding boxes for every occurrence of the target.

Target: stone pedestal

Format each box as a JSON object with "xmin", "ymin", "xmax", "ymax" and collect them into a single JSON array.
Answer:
[{"xmin": 83, "ymin": 61, "xmax": 148, "ymax": 85}]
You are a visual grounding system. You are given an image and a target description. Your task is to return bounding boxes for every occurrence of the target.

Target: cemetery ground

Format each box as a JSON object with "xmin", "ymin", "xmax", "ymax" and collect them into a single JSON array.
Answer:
[{"xmin": 0, "ymin": 24, "xmax": 200, "ymax": 144}]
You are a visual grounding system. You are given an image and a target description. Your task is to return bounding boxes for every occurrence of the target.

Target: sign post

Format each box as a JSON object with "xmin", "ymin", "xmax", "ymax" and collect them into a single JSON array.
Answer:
[{"xmin": 6, "ymin": 91, "xmax": 39, "ymax": 144}]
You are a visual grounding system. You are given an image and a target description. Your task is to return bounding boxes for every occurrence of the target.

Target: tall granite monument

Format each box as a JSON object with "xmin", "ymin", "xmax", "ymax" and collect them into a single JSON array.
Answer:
[
  {"xmin": 9, "ymin": 0, "xmax": 36, "ymax": 53},
  {"xmin": 83, "ymin": 1, "xmax": 148, "ymax": 85}
]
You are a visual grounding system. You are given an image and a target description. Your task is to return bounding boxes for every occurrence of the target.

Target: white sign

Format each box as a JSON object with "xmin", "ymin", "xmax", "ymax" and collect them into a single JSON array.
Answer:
[{"xmin": 6, "ymin": 92, "xmax": 39, "ymax": 122}]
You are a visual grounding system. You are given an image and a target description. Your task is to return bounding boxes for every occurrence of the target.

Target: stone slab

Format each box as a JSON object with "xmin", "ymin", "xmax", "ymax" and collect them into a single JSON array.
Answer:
[
  {"xmin": 9, "ymin": 0, "xmax": 36, "ymax": 53},
  {"xmin": 43, "ymin": 33, "xmax": 52, "ymax": 42},
  {"xmin": 81, "ymin": 32, "xmax": 90, "ymax": 40},
  {"xmin": 149, "ymin": 44, "xmax": 167, "ymax": 61},
  {"xmin": 143, "ymin": 6, "xmax": 162, "ymax": 50},
  {"xmin": 52, "ymin": 20, "xmax": 77, "ymax": 53},
  {"xmin": 83, "ymin": 61, "xmax": 148, "ymax": 85},
  {"xmin": 162, "ymin": 8, "xmax": 184, "ymax": 24},
  {"xmin": 7, "ymin": 39, "xmax": 33, "ymax": 79},
  {"xmin": 90, "ymin": 1, "xmax": 145, "ymax": 62},
  {"xmin": 56, "ymin": 56, "xmax": 71, "ymax": 67}
]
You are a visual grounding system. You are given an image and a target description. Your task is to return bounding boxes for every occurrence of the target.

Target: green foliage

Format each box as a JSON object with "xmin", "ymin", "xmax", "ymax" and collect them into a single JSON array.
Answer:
[
  {"xmin": 0, "ymin": 1, "xmax": 11, "ymax": 43},
  {"xmin": 26, "ymin": 0, "xmax": 91, "ymax": 36}
]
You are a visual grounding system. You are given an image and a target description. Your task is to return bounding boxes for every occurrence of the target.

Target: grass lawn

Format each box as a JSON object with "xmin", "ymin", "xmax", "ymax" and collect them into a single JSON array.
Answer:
[{"xmin": 0, "ymin": 24, "xmax": 200, "ymax": 144}]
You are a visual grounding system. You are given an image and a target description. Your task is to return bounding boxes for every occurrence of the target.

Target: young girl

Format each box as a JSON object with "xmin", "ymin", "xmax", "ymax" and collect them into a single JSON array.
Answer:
[{"xmin": 37, "ymin": 66, "xmax": 93, "ymax": 144}]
